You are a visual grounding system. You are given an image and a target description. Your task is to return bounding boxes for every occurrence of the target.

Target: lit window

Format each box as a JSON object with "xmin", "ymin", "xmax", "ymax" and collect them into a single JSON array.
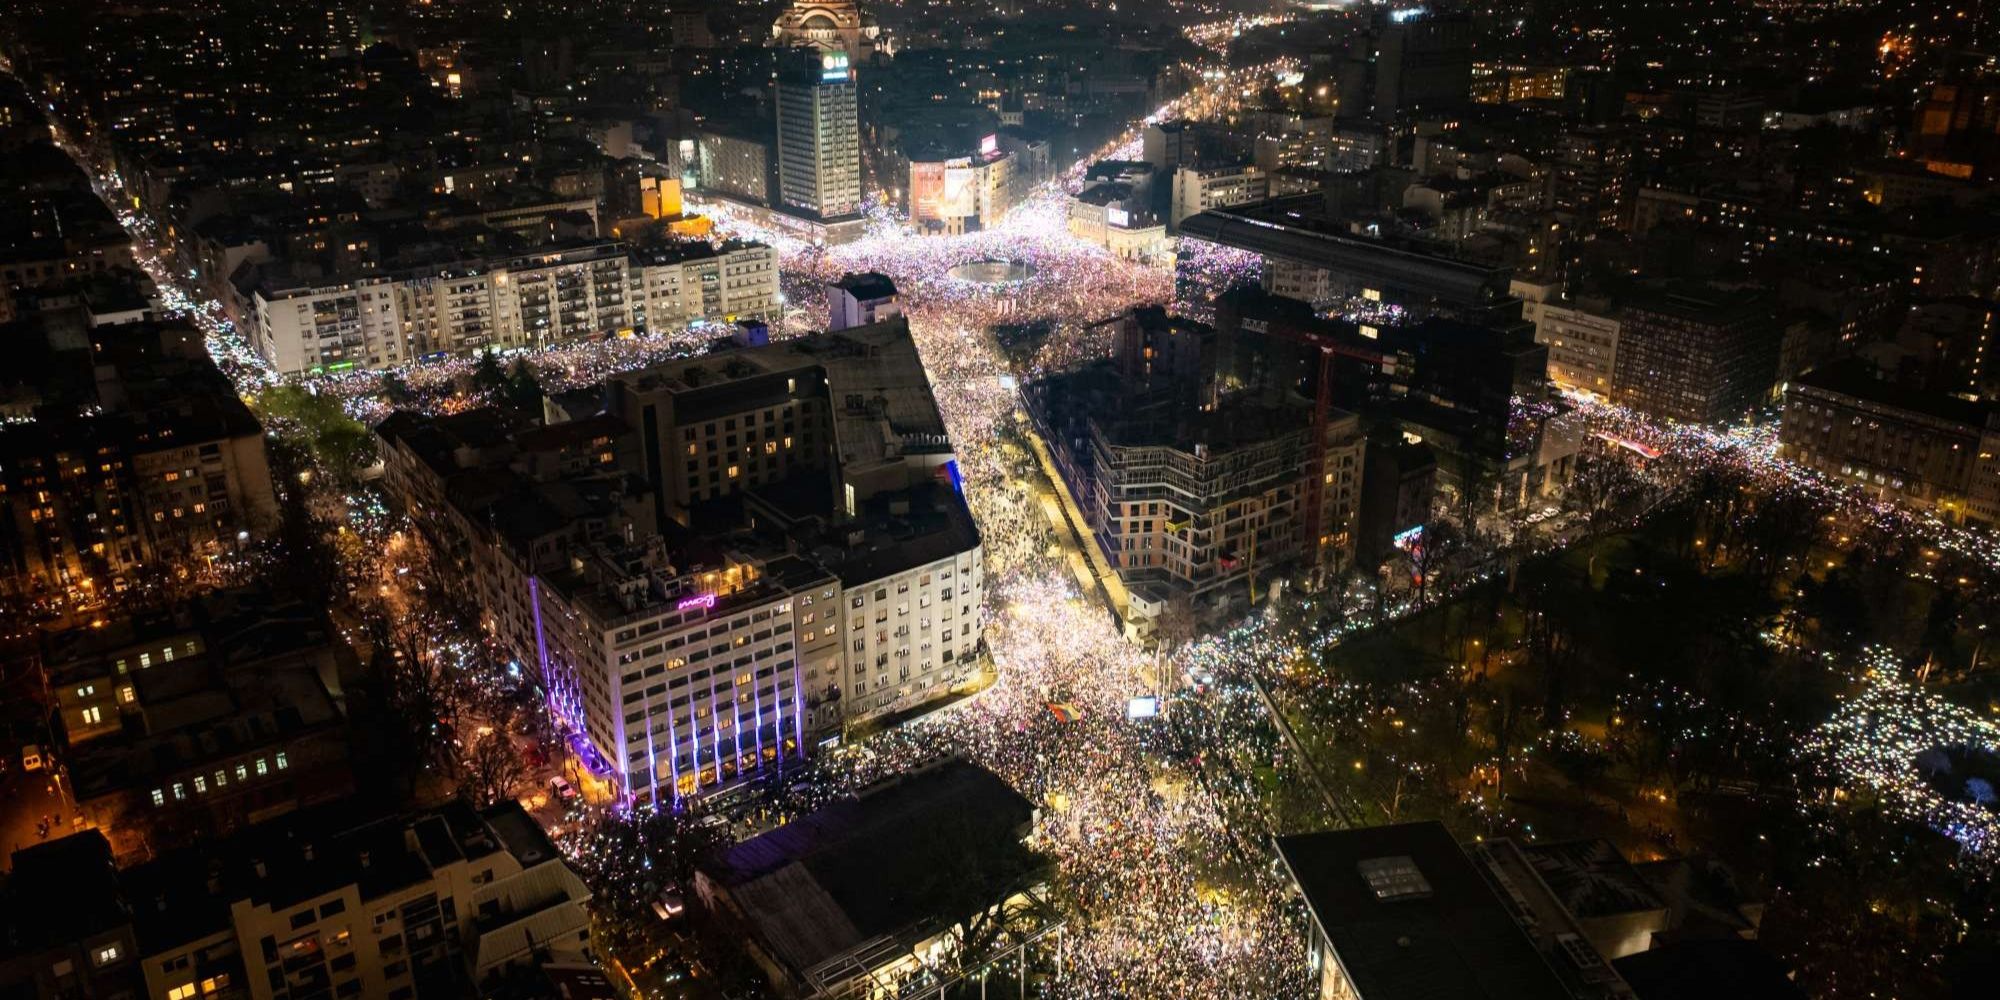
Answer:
[
  {"xmin": 80, "ymin": 706, "xmax": 102, "ymax": 725},
  {"xmin": 193, "ymin": 776, "xmax": 206, "ymax": 794},
  {"xmin": 152, "ymin": 789, "xmax": 165, "ymax": 806},
  {"xmin": 200, "ymin": 974, "xmax": 229, "ymax": 994},
  {"xmin": 727, "ymin": 465, "xmax": 739, "ymax": 478},
  {"xmin": 276, "ymin": 752, "xmax": 289, "ymax": 770},
  {"xmin": 139, "ymin": 653, "xmax": 151, "ymax": 668},
  {"xmin": 162, "ymin": 646, "xmax": 174, "ymax": 662},
  {"xmin": 94, "ymin": 944, "xmax": 120, "ymax": 966},
  {"xmin": 255, "ymin": 758, "xmax": 268, "ymax": 776},
  {"xmin": 168, "ymin": 985, "xmax": 196, "ymax": 1000},
  {"xmin": 236, "ymin": 764, "xmax": 248, "ymax": 781},
  {"xmin": 172, "ymin": 782, "xmax": 185, "ymax": 800},
  {"xmin": 119, "ymin": 685, "xmax": 134, "ymax": 703},
  {"xmin": 214, "ymin": 770, "xmax": 227, "ymax": 787}
]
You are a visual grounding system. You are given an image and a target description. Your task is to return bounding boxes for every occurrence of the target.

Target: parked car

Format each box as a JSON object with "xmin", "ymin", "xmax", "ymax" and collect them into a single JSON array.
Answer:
[{"xmin": 549, "ymin": 776, "xmax": 578, "ymax": 803}]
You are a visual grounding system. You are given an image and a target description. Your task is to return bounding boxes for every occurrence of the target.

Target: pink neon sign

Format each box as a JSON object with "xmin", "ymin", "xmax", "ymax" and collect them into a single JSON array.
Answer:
[{"xmin": 677, "ymin": 593, "xmax": 717, "ymax": 612}]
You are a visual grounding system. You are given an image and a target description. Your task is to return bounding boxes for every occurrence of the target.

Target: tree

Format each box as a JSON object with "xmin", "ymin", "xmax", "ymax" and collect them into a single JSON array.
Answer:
[
  {"xmin": 1737, "ymin": 489, "xmax": 1830, "ymax": 586},
  {"xmin": 256, "ymin": 385, "xmax": 375, "ymax": 477},
  {"xmin": 462, "ymin": 729, "xmax": 529, "ymax": 808},
  {"xmin": 471, "ymin": 348, "xmax": 509, "ymax": 397},
  {"xmin": 365, "ymin": 612, "xmax": 466, "ymax": 783},
  {"xmin": 1452, "ymin": 456, "xmax": 1498, "ymax": 543},
  {"xmin": 1565, "ymin": 453, "xmax": 1637, "ymax": 575},
  {"xmin": 503, "ymin": 358, "xmax": 544, "ymax": 413},
  {"xmin": 1409, "ymin": 518, "xmax": 1464, "ymax": 609},
  {"xmin": 380, "ymin": 371, "xmax": 414, "ymax": 406},
  {"xmin": 264, "ymin": 437, "xmax": 345, "ymax": 609}
]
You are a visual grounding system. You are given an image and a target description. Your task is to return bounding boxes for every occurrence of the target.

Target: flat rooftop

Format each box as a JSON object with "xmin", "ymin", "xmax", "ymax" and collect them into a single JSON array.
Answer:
[
  {"xmin": 701, "ymin": 759, "xmax": 1042, "ymax": 979},
  {"xmin": 1277, "ymin": 822, "xmax": 1571, "ymax": 1000}
]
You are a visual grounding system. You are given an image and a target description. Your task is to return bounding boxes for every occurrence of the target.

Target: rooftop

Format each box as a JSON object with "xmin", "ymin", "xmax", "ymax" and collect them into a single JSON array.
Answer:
[
  {"xmin": 1792, "ymin": 358, "xmax": 1996, "ymax": 430},
  {"xmin": 1277, "ymin": 822, "xmax": 1572, "ymax": 1000},
  {"xmin": 832, "ymin": 271, "xmax": 898, "ymax": 301},
  {"xmin": 700, "ymin": 759, "xmax": 1044, "ymax": 980}
]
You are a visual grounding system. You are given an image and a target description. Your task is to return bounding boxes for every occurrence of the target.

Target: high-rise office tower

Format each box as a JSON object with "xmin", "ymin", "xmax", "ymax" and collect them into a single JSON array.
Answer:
[{"xmin": 775, "ymin": 48, "xmax": 862, "ymax": 220}]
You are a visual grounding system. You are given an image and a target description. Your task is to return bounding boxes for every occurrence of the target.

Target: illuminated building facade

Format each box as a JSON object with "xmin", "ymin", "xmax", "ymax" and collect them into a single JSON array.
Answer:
[
  {"xmin": 379, "ymin": 318, "xmax": 983, "ymax": 806},
  {"xmin": 237, "ymin": 239, "xmax": 778, "ymax": 374},
  {"xmin": 0, "ymin": 323, "xmax": 279, "ymax": 606},
  {"xmin": 1611, "ymin": 286, "xmax": 1778, "ymax": 424},
  {"xmin": 1779, "ymin": 360, "xmax": 1999, "ymax": 525},
  {"xmin": 907, "ymin": 136, "xmax": 1015, "ymax": 235},
  {"xmin": 770, "ymin": 0, "xmax": 891, "ymax": 61},
  {"xmin": 775, "ymin": 49, "xmax": 863, "ymax": 222},
  {"xmin": 1533, "ymin": 300, "xmax": 1621, "ymax": 399}
]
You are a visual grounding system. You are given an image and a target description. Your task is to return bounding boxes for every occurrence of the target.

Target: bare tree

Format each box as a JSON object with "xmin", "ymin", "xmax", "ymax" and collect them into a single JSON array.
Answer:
[
  {"xmin": 1409, "ymin": 518, "xmax": 1464, "ymax": 609},
  {"xmin": 462, "ymin": 730, "xmax": 529, "ymax": 808},
  {"xmin": 1564, "ymin": 454, "xmax": 1638, "ymax": 575}
]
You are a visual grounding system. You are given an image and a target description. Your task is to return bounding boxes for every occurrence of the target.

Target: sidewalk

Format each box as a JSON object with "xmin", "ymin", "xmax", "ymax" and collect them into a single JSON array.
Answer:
[{"xmin": 1024, "ymin": 431, "xmax": 1129, "ymax": 618}]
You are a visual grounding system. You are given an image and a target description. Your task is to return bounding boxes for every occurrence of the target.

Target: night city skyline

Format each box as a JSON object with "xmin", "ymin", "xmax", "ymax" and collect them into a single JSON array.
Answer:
[{"xmin": 2, "ymin": 2, "xmax": 1999, "ymax": 999}]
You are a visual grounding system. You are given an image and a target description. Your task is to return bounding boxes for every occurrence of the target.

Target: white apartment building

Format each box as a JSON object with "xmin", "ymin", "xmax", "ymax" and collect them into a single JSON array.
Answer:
[
  {"xmin": 837, "ymin": 545, "xmax": 986, "ymax": 722},
  {"xmin": 518, "ymin": 535, "xmax": 985, "ymax": 807},
  {"xmin": 239, "ymin": 240, "xmax": 779, "ymax": 374},
  {"xmin": 1535, "ymin": 300, "xmax": 1621, "ymax": 399},
  {"xmin": 526, "ymin": 546, "xmax": 845, "ymax": 806},
  {"xmin": 381, "ymin": 320, "xmax": 986, "ymax": 808},
  {"xmin": 127, "ymin": 800, "xmax": 592, "ymax": 1000},
  {"xmin": 1170, "ymin": 164, "xmax": 1268, "ymax": 231}
]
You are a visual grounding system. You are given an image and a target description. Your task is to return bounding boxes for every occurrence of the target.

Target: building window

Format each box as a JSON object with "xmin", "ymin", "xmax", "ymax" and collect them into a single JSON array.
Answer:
[
  {"xmin": 152, "ymin": 788, "xmax": 165, "ymax": 806},
  {"xmin": 168, "ymin": 985, "xmax": 197, "ymax": 1000},
  {"xmin": 276, "ymin": 752, "xmax": 289, "ymax": 770},
  {"xmin": 93, "ymin": 944, "xmax": 120, "ymax": 966},
  {"xmin": 80, "ymin": 706, "xmax": 102, "ymax": 725},
  {"xmin": 172, "ymin": 782, "xmax": 185, "ymax": 800}
]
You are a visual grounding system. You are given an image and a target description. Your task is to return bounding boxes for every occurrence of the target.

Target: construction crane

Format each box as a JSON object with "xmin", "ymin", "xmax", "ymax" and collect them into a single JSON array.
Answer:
[{"xmin": 1240, "ymin": 315, "xmax": 1388, "ymax": 586}]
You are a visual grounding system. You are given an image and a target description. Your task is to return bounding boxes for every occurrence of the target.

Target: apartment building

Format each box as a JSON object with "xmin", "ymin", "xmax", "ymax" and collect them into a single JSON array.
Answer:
[
  {"xmin": 42, "ymin": 591, "xmax": 356, "ymax": 862},
  {"xmin": 530, "ymin": 542, "xmax": 843, "ymax": 804},
  {"xmin": 0, "ymin": 323, "xmax": 279, "ymax": 603},
  {"xmin": 376, "ymin": 315, "xmax": 984, "ymax": 805},
  {"xmin": 1612, "ymin": 285, "xmax": 1777, "ymax": 424},
  {"xmin": 1779, "ymin": 359, "xmax": 2000, "ymax": 524},
  {"xmin": 1169, "ymin": 163, "xmax": 1268, "ymax": 231},
  {"xmin": 1534, "ymin": 298, "xmax": 1621, "ymax": 399},
  {"xmin": 695, "ymin": 126, "xmax": 774, "ymax": 206},
  {"xmin": 608, "ymin": 318, "xmax": 985, "ymax": 727},
  {"xmin": 1026, "ymin": 308, "xmax": 1364, "ymax": 623},
  {"xmin": 0, "ymin": 799, "xmax": 595, "ymax": 1000},
  {"xmin": 236, "ymin": 239, "xmax": 779, "ymax": 375}
]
